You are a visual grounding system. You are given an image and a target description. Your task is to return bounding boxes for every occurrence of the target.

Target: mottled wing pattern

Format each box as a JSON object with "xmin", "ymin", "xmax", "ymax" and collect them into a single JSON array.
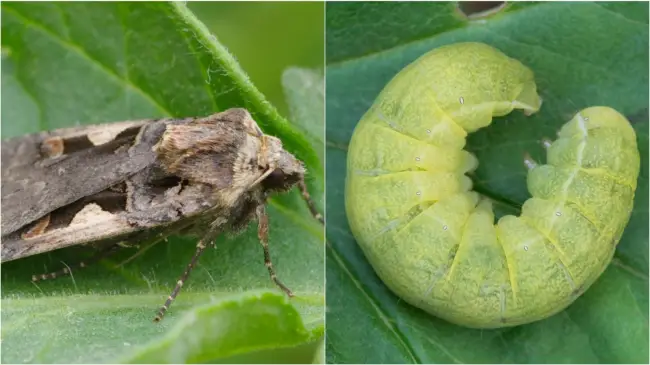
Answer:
[{"xmin": 1, "ymin": 121, "xmax": 157, "ymax": 236}]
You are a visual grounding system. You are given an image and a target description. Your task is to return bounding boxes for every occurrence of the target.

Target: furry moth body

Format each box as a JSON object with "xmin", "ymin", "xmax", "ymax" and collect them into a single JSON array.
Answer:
[
  {"xmin": 345, "ymin": 42, "xmax": 640, "ymax": 328},
  {"xmin": 1, "ymin": 108, "xmax": 322, "ymax": 321}
]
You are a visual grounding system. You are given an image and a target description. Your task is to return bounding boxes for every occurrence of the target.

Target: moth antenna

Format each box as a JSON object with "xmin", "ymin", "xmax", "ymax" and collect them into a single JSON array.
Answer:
[
  {"xmin": 298, "ymin": 178, "xmax": 324, "ymax": 224},
  {"xmin": 153, "ymin": 227, "xmax": 218, "ymax": 322},
  {"xmin": 250, "ymin": 164, "xmax": 276, "ymax": 188},
  {"xmin": 256, "ymin": 205, "xmax": 294, "ymax": 296},
  {"xmin": 30, "ymin": 243, "xmax": 123, "ymax": 282}
]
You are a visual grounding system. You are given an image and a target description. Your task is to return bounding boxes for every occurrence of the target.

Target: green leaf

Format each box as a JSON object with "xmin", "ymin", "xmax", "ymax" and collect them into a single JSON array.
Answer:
[
  {"xmin": 1, "ymin": 2, "xmax": 323, "ymax": 363},
  {"xmin": 325, "ymin": 2, "xmax": 648, "ymax": 364},
  {"xmin": 325, "ymin": 2, "xmax": 538, "ymax": 64},
  {"xmin": 282, "ymin": 67, "xmax": 325, "ymax": 164},
  {"xmin": 185, "ymin": 2, "xmax": 325, "ymax": 119},
  {"xmin": 121, "ymin": 291, "xmax": 322, "ymax": 364}
]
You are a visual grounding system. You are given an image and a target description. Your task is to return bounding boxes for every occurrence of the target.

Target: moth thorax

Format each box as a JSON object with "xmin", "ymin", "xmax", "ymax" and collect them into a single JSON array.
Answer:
[{"xmin": 260, "ymin": 136, "xmax": 305, "ymax": 192}]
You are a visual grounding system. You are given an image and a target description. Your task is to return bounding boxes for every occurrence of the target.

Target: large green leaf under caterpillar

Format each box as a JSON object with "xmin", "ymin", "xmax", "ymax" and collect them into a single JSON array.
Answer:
[{"xmin": 345, "ymin": 42, "xmax": 640, "ymax": 328}]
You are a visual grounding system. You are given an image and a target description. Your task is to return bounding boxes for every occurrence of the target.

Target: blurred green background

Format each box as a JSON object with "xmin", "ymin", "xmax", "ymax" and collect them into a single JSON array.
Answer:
[{"xmin": 188, "ymin": 2, "xmax": 324, "ymax": 118}]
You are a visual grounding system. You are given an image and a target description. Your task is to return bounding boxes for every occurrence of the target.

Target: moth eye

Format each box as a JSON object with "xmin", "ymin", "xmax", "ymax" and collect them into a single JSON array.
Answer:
[
  {"xmin": 262, "ymin": 168, "xmax": 286, "ymax": 190},
  {"xmin": 269, "ymin": 168, "xmax": 285, "ymax": 181}
]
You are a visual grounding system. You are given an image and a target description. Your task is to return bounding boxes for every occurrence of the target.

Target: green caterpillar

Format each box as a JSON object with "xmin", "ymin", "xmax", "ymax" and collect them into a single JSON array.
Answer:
[{"xmin": 345, "ymin": 42, "xmax": 640, "ymax": 328}]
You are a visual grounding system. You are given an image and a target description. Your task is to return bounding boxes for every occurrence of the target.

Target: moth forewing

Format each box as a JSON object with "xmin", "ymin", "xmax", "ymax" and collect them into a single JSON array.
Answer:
[
  {"xmin": 0, "ymin": 108, "xmax": 323, "ymax": 322},
  {"xmin": 1, "ymin": 120, "xmax": 159, "ymax": 238}
]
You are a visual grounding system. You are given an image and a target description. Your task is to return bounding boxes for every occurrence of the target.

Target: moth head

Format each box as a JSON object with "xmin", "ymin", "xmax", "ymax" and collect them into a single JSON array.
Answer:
[{"xmin": 259, "ymin": 135, "xmax": 306, "ymax": 193}]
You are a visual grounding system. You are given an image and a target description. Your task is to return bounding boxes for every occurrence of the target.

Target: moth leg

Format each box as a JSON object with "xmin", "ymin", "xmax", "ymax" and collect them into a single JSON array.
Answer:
[
  {"xmin": 31, "ymin": 243, "xmax": 124, "ymax": 282},
  {"xmin": 256, "ymin": 205, "xmax": 294, "ymax": 297},
  {"xmin": 153, "ymin": 226, "xmax": 219, "ymax": 322},
  {"xmin": 297, "ymin": 179, "xmax": 324, "ymax": 224},
  {"xmin": 115, "ymin": 235, "xmax": 166, "ymax": 268}
]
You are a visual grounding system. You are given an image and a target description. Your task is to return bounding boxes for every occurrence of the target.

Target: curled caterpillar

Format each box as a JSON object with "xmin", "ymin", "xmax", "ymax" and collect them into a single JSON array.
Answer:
[{"xmin": 344, "ymin": 42, "xmax": 640, "ymax": 328}]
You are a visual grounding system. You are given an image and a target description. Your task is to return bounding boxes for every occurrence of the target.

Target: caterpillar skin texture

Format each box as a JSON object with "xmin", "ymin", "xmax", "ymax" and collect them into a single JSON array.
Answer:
[{"xmin": 344, "ymin": 42, "xmax": 640, "ymax": 328}]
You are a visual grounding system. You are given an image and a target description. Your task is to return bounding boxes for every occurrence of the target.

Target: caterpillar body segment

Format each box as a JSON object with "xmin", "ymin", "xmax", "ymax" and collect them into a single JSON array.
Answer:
[{"xmin": 344, "ymin": 42, "xmax": 640, "ymax": 328}]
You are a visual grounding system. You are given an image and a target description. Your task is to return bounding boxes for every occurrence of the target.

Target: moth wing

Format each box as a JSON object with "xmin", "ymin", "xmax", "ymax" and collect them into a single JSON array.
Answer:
[
  {"xmin": 1, "ymin": 208, "xmax": 135, "ymax": 262},
  {"xmin": 1, "ymin": 120, "xmax": 159, "ymax": 236},
  {"xmin": 0, "ymin": 202, "xmax": 199, "ymax": 262},
  {"xmin": 1, "ymin": 120, "xmax": 150, "ymax": 169}
]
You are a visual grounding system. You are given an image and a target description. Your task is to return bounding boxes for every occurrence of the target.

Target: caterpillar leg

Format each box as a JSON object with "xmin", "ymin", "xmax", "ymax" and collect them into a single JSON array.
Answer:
[
  {"xmin": 523, "ymin": 153, "xmax": 538, "ymax": 170},
  {"xmin": 523, "ymin": 138, "xmax": 553, "ymax": 170}
]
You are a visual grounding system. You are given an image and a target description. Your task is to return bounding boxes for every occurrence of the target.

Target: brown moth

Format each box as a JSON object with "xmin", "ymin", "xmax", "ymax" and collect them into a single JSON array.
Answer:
[{"xmin": 1, "ymin": 108, "xmax": 323, "ymax": 322}]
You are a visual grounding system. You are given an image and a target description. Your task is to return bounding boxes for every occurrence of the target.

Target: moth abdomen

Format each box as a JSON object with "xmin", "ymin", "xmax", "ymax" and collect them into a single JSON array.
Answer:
[{"xmin": 345, "ymin": 42, "xmax": 640, "ymax": 328}]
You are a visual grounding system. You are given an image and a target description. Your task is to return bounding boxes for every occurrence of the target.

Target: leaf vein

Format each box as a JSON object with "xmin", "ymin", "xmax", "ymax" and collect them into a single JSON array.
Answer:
[
  {"xmin": 591, "ymin": 3, "xmax": 648, "ymax": 27},
  {"xmin": 9, "ymin": 53, "xmax": 46, "ymax": 130},
  {"xmin": 2, "ymin": 5, "xmax": 173, "ymax": 118},
  {"xmin": 482, "ymin": 30, "xmax": 629, "ymax": 80},
  {"xmin": 327, "ymin": 241, "xmax": 422, "ymax": 363}
]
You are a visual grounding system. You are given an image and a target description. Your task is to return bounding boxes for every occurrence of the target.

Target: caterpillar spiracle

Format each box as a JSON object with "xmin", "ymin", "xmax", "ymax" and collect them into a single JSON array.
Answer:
[{"xmin": 344, "ymin": 42, "xmax": 640, "ymax": 328}]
